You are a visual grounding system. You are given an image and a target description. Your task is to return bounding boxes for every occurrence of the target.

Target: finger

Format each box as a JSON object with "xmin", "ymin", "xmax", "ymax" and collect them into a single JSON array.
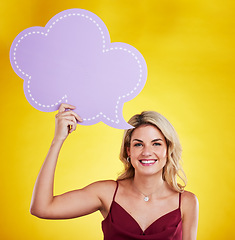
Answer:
[
  {"xmin": 69, "ymin": 125, "xmax": 76, "ymax": 133},
  {"xmin": 58, "ymin": 110, "xmax": 83, "ymax": 122},
  {"xmin": 68, "ymin": 111, "xmax": 83, "ymax": 122},
  {"xmin": 58, "ymin": 113, "xmax": 78, "ymax": 123},
  {"xmin": 68, "ymin": 121, "xmax": 77, "ymax": 133},
  {"xmin": 65, "ymin": 116, "xmax": 77, "ymax": 125},
  {"xmin": 74, "ymin": 112, "xmax": 83, "ymax": 123},
  {"xmin": 60, "ymin": 118, "xmax": 76, "ymax": 134},
  {"xmin": 58, "ymin": 103, "xmax": 76, "ymax": 113}
]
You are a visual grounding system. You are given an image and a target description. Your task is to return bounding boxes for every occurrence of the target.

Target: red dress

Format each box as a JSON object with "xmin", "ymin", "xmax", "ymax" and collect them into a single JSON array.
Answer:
[{"xmin": 102, "ymin": 182, "xmax": 182, "ymax": 240}]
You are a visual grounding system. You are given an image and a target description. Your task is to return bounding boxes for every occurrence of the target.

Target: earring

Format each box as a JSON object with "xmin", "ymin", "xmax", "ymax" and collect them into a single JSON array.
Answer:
[{"xmin": 127, "ymin": 157, "xmax": 130, "ymax": 163}]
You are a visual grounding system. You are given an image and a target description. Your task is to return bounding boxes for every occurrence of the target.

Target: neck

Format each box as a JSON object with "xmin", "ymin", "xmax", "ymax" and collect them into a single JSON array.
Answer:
[{"xmin": 132, "ymin": 172, "xmax": 165, "ymax": 197}]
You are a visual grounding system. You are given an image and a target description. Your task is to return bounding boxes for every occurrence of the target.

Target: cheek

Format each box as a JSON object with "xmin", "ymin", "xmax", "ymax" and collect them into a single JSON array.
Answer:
[
  {"xmin": 129, "ymin": 148, "xmax": 139, "ymax": 157},
  {"xmin": 129, "ymin": 148, "xmax": 143, "ymax": 159},
  {"xmin": 164, "ymin": 149, "xmax": 168, "ymax": 157},
  {"xmin": 160, "ymin": 149, "xmax": 168, "ymax": 166},
  {"xmin": 160, "ymin": 147, "xmax": 168, "ymax": 159}
]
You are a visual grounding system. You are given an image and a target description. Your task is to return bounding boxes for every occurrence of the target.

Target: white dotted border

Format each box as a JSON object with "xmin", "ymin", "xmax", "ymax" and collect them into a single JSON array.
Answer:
[
  {"xmin": 13, "ymin": 11, "xmax": 144, "ymax": 124},
  {"xmin": 13, "ymin": 31, "xmax": 68, "ymax": 108}
]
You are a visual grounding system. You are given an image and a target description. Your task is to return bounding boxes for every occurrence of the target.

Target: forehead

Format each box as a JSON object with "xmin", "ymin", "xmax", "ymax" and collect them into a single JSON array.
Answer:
[{"xmin": 131, "ymin": 124, "xmax": 165, "ymax": 140}]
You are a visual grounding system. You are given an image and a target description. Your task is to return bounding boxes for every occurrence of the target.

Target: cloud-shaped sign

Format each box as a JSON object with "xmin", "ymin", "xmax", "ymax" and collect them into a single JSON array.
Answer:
[{"xmin": 10, "ymin": 9, "xmax": 147, "ymax": 129}]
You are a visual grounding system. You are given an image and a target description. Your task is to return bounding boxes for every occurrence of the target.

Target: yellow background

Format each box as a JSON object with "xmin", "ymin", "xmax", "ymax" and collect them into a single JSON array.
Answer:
[{"xmin": 1, "ymin": 0, "xmax": 234, "ymax": 239}]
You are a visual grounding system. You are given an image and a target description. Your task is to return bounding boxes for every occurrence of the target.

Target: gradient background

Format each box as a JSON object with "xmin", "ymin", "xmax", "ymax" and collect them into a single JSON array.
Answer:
[{"xmin": 1, "ymin": 0, "xmax": 234, "ymax": 239}]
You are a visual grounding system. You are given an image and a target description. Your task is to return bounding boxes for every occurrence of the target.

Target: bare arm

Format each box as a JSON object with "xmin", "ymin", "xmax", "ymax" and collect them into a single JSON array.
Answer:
[
  {"xmin": 30, "ymin": 103, "xmax": 103, "ymax": 219},
  {"xmin": 182, "ymin": 191, "xmax": 199, "ymax": 240}
]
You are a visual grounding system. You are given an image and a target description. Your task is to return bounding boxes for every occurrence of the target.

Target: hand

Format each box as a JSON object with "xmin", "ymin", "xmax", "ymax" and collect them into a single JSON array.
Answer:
[{"xmin": 53, "ymin": 103, "xmax": 82, "ymax": 141}]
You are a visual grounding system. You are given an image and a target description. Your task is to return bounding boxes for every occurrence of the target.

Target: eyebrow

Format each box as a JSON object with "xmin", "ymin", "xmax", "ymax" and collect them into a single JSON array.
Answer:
[{"xmin": 132, "ymin": 138, "xmax": 163, "ymax": 142}]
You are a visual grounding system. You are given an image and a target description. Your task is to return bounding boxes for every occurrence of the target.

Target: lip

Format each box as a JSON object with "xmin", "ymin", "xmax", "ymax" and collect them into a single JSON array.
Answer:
[{"xmin": 139, "ymin": 159, "xmax": 157, "ymax": 166}]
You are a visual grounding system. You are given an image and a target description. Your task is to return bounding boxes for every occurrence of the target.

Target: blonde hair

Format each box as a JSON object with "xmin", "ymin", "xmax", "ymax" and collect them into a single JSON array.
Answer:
[{"xmin": 117, "ymin": 111, "xmax": 187, "ymax": 193}]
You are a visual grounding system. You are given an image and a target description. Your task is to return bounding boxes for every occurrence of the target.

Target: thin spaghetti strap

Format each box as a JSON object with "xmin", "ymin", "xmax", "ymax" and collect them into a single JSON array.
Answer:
[
  {"xmin": 112, "ymin": 181, "xmax": 119, "ymax": 201},
  {"xmin": 179, "ymin": 192, "xmax": 182, "ymax": 209}
]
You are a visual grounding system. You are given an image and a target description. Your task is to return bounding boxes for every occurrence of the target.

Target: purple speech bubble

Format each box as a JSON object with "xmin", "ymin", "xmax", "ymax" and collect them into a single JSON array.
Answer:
[{"xmin": 10, "ymin": 9, "xmax": 147, "ymax": 129}]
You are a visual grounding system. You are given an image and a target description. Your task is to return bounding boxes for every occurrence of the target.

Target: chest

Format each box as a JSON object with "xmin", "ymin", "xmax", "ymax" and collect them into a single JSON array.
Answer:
[
  {"xmin": 114, "ymin": 198, "xmax": 179, "ymax": 232},
  {"xmin": 102, "ymin": 202, "xmax": 181, "ymax": 238}
]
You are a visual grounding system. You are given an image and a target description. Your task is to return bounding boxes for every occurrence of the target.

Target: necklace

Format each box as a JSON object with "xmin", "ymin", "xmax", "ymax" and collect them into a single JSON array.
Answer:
[
  {"xmin": 132, "ymin": 182, "xmax": 156, "ymax": 202},
  {"xmin": 144, "ymin": 196, "xmax": 150, "ymax": 202}
]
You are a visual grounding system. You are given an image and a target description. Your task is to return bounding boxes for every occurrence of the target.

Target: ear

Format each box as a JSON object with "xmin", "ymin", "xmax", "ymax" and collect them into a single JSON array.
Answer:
[{"xmin": 127, "ymin": 147, "xmax": 130, "ymax": 157}]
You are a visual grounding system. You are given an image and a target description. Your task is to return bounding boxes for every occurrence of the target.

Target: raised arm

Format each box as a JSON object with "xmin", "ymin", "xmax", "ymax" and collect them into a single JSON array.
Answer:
[{"xmin": 30, "ymin": 104, "xmax": 104, "ymax": 219}]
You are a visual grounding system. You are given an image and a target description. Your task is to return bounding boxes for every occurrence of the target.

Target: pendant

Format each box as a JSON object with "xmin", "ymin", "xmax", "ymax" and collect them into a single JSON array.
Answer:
[{"xmin": 144, "ymin": 196, "xmax": 149, "ymax": 202}]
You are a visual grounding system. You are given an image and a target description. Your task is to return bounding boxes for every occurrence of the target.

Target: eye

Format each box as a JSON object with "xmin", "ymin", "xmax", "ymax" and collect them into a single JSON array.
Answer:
[
  {"xmin": 134, "ymin": 143, "xmax": 143, "ymax": 147},
  {"xmin": 153, "ymin": 142, "xmax": 161, "ymax": 146}
]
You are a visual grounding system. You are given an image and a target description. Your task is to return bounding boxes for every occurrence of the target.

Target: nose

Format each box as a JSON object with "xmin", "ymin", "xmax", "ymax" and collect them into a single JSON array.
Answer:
[{"xmin": 141, "ymin": 145, "xmax": 152, "ymax": 157}]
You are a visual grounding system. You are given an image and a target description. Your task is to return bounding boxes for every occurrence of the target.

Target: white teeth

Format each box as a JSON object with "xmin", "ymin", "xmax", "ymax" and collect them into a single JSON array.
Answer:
[{"xmin": 141, "ymin": 160, "xmax": 156, "ymax": 164}]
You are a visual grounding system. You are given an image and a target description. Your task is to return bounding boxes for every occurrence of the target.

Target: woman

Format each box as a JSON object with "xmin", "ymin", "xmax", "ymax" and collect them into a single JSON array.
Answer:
[{"xmin": 30, "ymin": 103, "xmax": 199, "ymax": 240}]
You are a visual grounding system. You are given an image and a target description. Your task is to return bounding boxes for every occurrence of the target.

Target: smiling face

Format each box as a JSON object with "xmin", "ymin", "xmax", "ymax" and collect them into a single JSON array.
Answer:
[{"xmin": 127, "ymin": 124, "xmax": 168, "ymax": 177}]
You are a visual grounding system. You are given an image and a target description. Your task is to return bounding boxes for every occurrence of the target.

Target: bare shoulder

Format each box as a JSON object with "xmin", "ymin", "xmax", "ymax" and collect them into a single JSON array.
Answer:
[
  {"xmin": 93, "ymin": 179, "xmax": 117, "ymax": 189},
  {"xmin": 83, "ymin": 180, "xmax": 117, "ymax": 199},
  {"xmin": 90, "ymin": 179, "xmax": 129, "ymax": 190},
  {"xmin": 181, "ymin": 191, "xmax": 199, "ymax": 206},
  {"xmin": 181, "ymin": 190, "xmax": 199, "ymax": 219}
]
